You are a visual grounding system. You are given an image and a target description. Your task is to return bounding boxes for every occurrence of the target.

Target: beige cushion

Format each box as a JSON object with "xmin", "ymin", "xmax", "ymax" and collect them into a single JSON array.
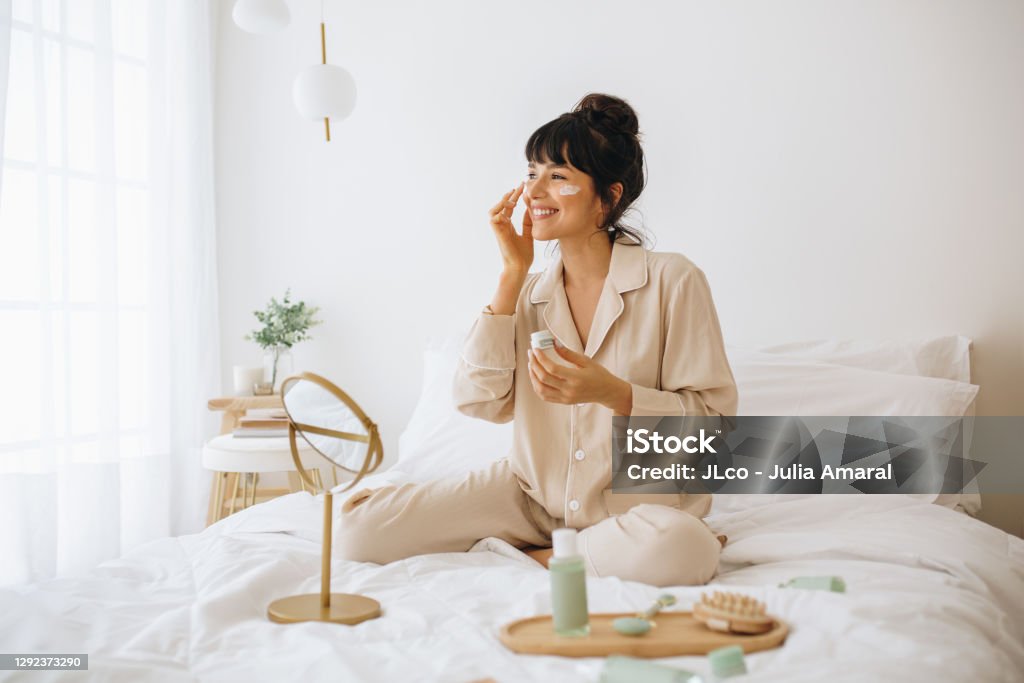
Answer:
[{"xmin": 202, "ymin": 434, "xmax": 328, "ymax": 473}]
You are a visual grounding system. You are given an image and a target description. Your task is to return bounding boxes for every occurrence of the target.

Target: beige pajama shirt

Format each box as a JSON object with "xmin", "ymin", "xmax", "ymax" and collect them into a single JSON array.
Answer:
[{"xmin": 337, "ymin": 241, "xmax": 739, "ymax": 586}]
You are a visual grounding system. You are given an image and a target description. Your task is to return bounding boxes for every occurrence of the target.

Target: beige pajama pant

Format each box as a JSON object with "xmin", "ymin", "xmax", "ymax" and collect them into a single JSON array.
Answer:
[{"xmin": 335, "ymin": 459, "xmax": 722, "ymax": 587}]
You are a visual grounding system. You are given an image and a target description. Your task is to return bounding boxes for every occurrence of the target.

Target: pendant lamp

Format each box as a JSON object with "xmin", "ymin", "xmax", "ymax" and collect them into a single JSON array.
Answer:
[
  {"xmin": 232, "ymin": 0, "xmax": 290, "ymax": 35},
  {"xmin": 293, "ymin": 5, "xmax": 357, "ymax": 142}
]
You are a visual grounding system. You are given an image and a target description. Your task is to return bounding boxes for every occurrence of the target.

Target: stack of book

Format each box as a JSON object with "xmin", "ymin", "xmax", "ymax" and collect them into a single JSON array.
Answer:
[{"xmin": 232, "ymin": 408, "xmax": 290, "ymax": 438}]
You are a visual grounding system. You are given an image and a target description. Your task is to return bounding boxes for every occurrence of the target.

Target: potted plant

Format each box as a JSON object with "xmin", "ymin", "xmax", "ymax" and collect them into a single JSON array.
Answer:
[{"xmin": 246, "ymin": 289, "xmax": 322, "ymax": 393}]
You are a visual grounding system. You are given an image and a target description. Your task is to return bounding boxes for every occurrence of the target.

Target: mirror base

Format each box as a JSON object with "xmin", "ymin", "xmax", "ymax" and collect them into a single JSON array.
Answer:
[{"xmin": 267, "ymin": 593, "xmax": 381, "ymax": 625}]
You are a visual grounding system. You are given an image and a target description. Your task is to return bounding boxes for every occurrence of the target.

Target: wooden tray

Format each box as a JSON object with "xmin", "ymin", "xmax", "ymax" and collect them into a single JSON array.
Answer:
[{"xmin": 499, "ymin": 611, "xmax": 788, "ymax": 658}]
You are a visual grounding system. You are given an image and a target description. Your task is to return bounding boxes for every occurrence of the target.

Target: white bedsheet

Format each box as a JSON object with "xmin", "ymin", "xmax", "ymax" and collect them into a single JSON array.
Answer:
[{"xmin": 2, "ymin": 474, "xmax": 1022, "ymax": 682}]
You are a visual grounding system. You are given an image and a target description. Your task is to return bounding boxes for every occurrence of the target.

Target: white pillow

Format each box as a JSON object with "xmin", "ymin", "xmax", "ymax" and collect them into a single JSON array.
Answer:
[
  {"xmin": 711, "ymin": 346, "xmax": 980, "ymax": 517},
  {"xmin": 397, "ymin": 346, "xmax": 513, "ymax": 480},
  {"xmin": 752, "ymin": 335, "xmax": 972, "ymax": 384},
  {"xmin": 728, "ymin": 346, "xmax": 978, "ymax": 417},
  {"xmin": 738, "ymin": 336, "xmax": 979, "ymax": 516}
]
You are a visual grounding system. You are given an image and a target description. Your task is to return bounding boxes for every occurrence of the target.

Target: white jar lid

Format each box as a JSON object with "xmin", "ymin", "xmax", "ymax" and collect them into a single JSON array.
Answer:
[{"xmin": 531, "ymin": 330, "xmax": 555, "ymax": 349}]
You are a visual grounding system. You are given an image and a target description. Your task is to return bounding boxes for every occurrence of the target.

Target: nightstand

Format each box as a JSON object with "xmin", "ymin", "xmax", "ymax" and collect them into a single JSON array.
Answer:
[{"xmin": 204, "ymin": 395, "xmax": 341, "ymax": 525}]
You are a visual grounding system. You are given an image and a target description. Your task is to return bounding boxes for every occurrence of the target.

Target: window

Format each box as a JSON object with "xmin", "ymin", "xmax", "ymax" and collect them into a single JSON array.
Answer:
[{"xmin": 1, "ymin": 0, "xmax": 153, "ymax": 469}]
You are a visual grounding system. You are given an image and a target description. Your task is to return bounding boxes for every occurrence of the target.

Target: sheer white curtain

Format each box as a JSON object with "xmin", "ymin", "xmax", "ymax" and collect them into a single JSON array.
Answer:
[
  {"xmin": 0, "ymin": 0, "xmax": 220, "ymax": 585},
  {"xmin": 0, "ymin": 1, "xmax": 8, "ymax": 192}
]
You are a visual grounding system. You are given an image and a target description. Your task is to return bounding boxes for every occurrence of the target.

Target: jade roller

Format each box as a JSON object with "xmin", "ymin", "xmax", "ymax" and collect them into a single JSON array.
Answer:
[{"xmin": 613, "ymin": 594, "xmax": 677, "ymax": 636}]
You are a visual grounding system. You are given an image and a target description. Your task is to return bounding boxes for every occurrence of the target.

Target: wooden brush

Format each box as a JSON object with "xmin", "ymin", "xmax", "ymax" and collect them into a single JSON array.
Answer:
[{"xmin": 692, "ymin": 591, "xmax": 774, "ymax": 635}]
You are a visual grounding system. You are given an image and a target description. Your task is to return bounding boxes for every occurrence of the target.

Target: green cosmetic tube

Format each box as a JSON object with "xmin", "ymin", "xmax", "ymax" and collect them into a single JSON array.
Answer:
[
  {"xmin": 779, "ymin": 576, "xmax": 846, "ymax": 592},
  {"xmin": 549, "ymin": 528, "xmax": 590, "ymax": 637},
  {"xmin": 601, "ymin": 656, "xmax": 703, "ymax": 683}
]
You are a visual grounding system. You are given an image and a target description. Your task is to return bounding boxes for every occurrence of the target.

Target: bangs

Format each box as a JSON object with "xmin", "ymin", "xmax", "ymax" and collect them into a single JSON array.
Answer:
[{"xmin": 524, "ymin": 116, "xmax": 592, "ymax": 172}]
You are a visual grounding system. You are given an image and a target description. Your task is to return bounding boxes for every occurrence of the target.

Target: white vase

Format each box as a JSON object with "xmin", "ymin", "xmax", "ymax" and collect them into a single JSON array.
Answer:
[{"xmin": 263, "ymin": 346, "xmax": 294, "ymax": 393}]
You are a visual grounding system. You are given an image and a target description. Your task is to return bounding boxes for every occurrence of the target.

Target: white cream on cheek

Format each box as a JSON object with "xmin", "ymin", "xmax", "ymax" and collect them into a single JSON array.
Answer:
[{"xmin": 559, "ymin": 184, "xmax": 581, "ymax": 196}]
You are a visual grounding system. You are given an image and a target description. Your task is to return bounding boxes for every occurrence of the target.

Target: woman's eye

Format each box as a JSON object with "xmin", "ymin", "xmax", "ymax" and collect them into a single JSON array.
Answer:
[
  {"xmin": 526, "ymin": 173, "xmax": 536, "ymax": 179},
  {"xmin": 552, "ymin": 174, "xmax": 565, "ymax": 180}
]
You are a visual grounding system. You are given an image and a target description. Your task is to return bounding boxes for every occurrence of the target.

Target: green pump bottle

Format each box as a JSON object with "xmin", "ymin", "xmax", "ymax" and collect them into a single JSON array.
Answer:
[{"xmin": 549, "ymin": 528, "xmax": 590, "ymax": 637}]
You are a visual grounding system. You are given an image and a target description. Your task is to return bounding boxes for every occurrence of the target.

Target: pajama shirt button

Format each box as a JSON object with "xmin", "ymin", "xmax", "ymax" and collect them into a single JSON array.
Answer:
[
  {"xmin": 574, "ymin": 449, "xmax": 585, "ymax": 461},
  {"xmin": 568, "ymin": 499, "xmax": 581, "ymax": 511}
]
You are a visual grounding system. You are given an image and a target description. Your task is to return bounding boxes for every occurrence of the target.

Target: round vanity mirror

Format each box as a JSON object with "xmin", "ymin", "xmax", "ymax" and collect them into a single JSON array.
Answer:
[
  {"xmin": 268, "ymin": 372, "xmax": 384, "ymax": 625},
  {"xmin": 280, "ymin": 372, "xmax": 383, "ymax": 493}
]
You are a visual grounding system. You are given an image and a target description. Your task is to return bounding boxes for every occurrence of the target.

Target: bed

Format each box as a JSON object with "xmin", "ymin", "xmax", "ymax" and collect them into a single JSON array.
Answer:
[{"xmin": 2, "ymin": 335, "xmax": 1022, "ymax": 682}]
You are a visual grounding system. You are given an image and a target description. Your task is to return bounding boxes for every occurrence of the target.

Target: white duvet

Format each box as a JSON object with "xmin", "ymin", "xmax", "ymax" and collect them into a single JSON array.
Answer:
[{"xmin": 2, "ymin": 473, "xmax": 1022, "ymax": 682}]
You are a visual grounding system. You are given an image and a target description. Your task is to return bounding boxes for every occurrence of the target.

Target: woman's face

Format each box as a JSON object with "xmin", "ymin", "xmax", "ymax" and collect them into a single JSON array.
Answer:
[{"xmin": 524, "ymin": 158, "xmax": 605, "ymax": 242}]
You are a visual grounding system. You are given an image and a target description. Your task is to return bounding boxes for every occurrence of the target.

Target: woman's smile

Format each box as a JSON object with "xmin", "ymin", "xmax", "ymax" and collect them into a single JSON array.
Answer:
[{"xmin": 531, "ymin": 206, "xmax": 560, "ymax": 220}]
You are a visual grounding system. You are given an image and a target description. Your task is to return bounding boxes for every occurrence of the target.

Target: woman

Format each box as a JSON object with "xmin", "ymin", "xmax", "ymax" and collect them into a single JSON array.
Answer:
[{"xmin": 337, "ymin": 94, "xmax": 738, "ymax": 587}]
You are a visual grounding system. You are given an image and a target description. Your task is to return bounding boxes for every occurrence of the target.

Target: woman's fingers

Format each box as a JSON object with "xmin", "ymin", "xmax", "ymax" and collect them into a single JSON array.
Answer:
[
  {"xmin": 509, "ymin": 182, "xmax": 524, "ymax": 207},
  {"xmin": 553, "ymin": 343, "xmax": 587, "ymax": 367},
  {"xmin": 490, "ymin": 186, "xmax": 523, "ymax": 231},
  {"xmin": 528, "ymin": 360, "xmax": 561, "ymax": 401},
  {"xmin": 501, "ymin": 183, "xmax": 522, "ymax": 219},
  {"xmin": 529, "ymin": 349, "xmax": 568, "ymax": 387},
  {"xmin": 521, "ymin": 193, "xmax": 534, "ymax": 239},
  {"xmin": 530, "ymin": 347, "xmax": 565, "ymax": 376},
  {"xmin": 490, "ymin": 183, "xmax": 524, "ymax": 215},
  {"xmin": 490, "ymin": 190, "xmax": 514, "ymax": 218},
  {"xmin": 489, "ymin": 196, "xmax": 515, "ymax": 235}
]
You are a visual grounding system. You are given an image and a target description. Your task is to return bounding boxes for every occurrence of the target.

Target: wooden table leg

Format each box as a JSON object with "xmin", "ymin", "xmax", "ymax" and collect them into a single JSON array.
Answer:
[
  {"xmin": 206, "ymin": 472, "xmax": 221, "ymax": 526},
  {"xmin": 228, "ymin": 472, "xmax": 241, "ymax": 516}
]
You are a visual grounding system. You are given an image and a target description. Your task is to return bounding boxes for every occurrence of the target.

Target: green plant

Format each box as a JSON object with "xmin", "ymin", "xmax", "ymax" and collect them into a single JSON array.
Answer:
[{"xmin": 245, "ymin": 289, "xmax": 322, "ymax": 387}]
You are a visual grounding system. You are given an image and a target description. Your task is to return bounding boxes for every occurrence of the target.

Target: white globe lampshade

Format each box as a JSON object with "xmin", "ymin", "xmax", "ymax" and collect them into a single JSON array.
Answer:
[
  {"xmin": 232, "ymin": 0, "xmax": 290, "ymax": 35},
  {"xmin": 293, "ymin": 64, "xmax": 357, "ymax": 121}
]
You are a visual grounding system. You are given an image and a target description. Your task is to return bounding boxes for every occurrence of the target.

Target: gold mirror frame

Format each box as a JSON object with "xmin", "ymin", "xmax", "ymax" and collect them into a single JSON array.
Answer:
[
  {"xmin": 282, "ymin": 372, "xmax": 383, "ymax": 493},
  {"xmin": 266, "ymin": 372, "xmax": 384, "ymax": 626}
]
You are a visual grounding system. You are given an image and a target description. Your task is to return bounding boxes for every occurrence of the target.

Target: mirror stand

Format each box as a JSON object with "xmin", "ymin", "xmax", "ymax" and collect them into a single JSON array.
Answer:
[{"xmin": 267, "ymin": 491, "xmax": 381, "ymax": 624}]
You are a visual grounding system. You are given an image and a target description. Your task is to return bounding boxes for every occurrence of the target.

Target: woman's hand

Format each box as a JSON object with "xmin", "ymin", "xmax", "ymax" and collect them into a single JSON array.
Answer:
[
  {"xmin": 489, "ymin": 182, "xmax": 533, "ymax": 275},
  {"xmin": 528, "ymin": 343, "xmax": 633, "ymax": 415}
]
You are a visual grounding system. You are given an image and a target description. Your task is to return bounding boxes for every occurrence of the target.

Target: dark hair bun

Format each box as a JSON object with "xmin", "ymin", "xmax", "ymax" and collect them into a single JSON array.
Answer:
[{"xmin": 573, "ymin": 93, "xmax": 640, "ymax": 137}]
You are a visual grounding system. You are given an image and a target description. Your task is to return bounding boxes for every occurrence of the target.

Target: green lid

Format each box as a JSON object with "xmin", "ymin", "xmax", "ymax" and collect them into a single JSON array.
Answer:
[{"xmin": 708, "ymin": 644, "xmax": 747, "ymax": 678}]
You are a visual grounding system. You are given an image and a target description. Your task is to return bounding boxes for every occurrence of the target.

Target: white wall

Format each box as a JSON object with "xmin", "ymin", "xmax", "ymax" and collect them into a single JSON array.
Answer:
[{"xmin": 212, "ymin": 1, "xmax": 1024, "ymax": 479}]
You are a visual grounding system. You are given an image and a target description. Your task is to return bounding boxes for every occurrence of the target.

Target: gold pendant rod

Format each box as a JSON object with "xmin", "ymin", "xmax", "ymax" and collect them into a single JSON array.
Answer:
[{"xmin": 321, "ymin": 22, "xmax": 330, "ymax": 142}]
